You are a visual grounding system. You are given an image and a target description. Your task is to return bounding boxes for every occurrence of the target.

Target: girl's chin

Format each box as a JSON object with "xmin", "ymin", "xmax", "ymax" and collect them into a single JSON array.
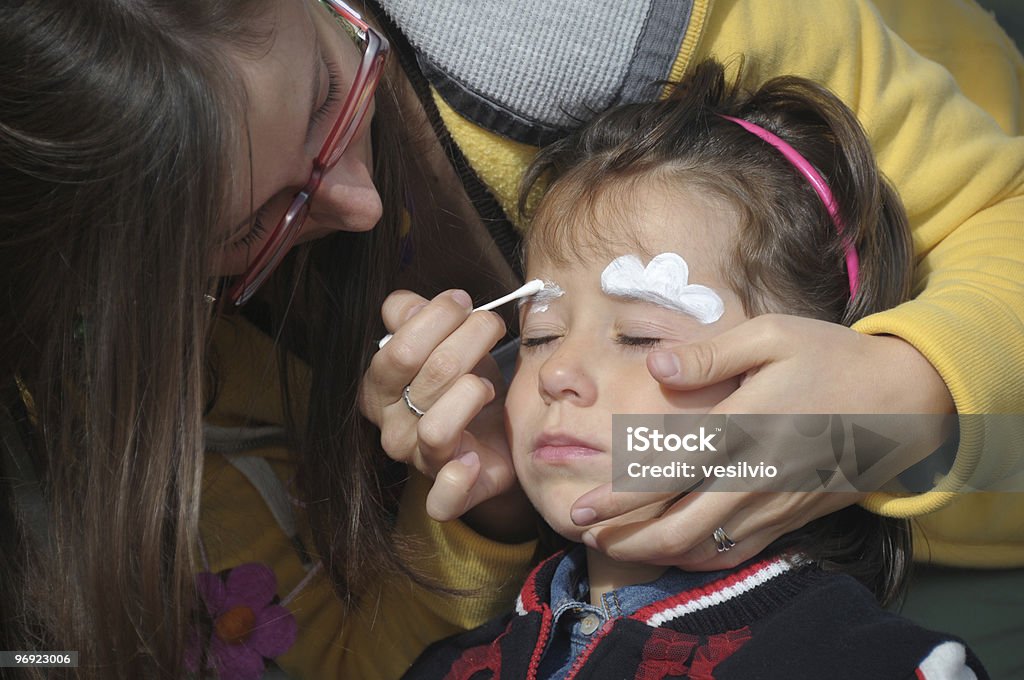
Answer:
[{"xmin": 540, "ymin": 515, "xmax": 588, "ymax": 544}]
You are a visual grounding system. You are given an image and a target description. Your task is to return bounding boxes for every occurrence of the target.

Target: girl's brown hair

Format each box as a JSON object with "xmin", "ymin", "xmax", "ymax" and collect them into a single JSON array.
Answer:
[
  {"xmin": 0, "ymin": 0, "xmax": 408, "ymax": 676},
  {"xmin": 522, "ymin": 59, "xmax": 912, "ymax": 328},
  {"xmin": 520, "ymin": 59, "xmax": 913, "ymax": 606}
]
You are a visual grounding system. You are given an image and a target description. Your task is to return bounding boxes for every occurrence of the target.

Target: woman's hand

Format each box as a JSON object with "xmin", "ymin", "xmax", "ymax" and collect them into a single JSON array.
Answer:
[
  {"xmin": 360, "ymin": 288, "xmax": 534, "ymax": 541},
  {"xmin": 572, "ymin": 314, "xmax": 955, "ymax": 569}
]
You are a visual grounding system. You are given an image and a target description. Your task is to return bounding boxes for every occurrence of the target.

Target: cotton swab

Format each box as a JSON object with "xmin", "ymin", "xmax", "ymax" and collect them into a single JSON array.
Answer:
[{"xmin": 377, "ymin": 279, "xmax": 546, "ymax": 349}]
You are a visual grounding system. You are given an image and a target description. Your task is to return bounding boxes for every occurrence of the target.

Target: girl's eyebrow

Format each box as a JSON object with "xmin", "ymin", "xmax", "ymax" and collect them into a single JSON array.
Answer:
[{"xmin": 518, "ymin": 281, "xmax": 566, "ymax": 308}]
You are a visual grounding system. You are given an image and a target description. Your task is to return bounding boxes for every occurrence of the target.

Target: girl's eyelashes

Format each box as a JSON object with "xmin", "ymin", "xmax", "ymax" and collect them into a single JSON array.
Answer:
[
  {"xmin": 520, "ymin": 334, "xmax": 661, "ymax": 350},
  {"xmin": 520, "ymin": 335, "xmax": 560, "ymax": 349},
  {"xmin": 310, "ymin": 59, "xmax": 342, "ymax": 127},
  {"xmin": 616, "ymin": 335, "xmax": 662, "ymax": 349}
]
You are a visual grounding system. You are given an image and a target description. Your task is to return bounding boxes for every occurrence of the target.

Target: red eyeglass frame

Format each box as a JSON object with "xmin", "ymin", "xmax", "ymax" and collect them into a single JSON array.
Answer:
[{"xmin": 228, "ymin": 0, "xmax": 390, "ymax": 306}]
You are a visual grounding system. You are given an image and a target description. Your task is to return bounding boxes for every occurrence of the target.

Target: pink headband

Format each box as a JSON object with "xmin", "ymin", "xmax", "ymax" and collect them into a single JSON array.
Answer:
[{"xmin": 720, "ymin": 114, "xmax": 860, "ymax": 297}]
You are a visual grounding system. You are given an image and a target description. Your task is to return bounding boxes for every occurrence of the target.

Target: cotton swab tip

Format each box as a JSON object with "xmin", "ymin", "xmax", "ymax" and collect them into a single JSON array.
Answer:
[{"xmin": 474, "ymin": 278, "xmax": 545, "ymax": 312}]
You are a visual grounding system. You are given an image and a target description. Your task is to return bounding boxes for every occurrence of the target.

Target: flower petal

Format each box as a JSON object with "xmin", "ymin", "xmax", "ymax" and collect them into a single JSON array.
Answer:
[
  {"xmin": 209, "ymin": 636, "xmax": 267, "ymax": 680},
  {"xmin": 248, "ymin": 605, "xmax": 298, "ymax": 659},
  {"xmin": 196, "ymin": 571, "xmax": 227, "ymax": 615},
  {"xmin": 224, "ymin": 562, "xmax": 278, "ymax": 610}
]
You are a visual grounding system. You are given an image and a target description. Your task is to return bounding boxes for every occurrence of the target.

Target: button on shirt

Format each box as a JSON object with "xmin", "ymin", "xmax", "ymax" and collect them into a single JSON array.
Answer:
[{"xmin": 536, "ymin": 547, "xmax": 731, "ymax": 680}]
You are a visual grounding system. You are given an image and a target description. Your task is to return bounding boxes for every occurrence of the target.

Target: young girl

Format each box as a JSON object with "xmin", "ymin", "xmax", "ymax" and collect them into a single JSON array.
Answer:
[{"xmin": 401, "ymin": 60, "xmax": 988, "ymax": 679}]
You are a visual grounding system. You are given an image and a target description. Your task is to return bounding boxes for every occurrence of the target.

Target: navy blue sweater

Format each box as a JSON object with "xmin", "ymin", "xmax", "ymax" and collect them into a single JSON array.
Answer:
[{"xmin": 403, "ymin": 552, "xmax": 988, "ymax": 680}]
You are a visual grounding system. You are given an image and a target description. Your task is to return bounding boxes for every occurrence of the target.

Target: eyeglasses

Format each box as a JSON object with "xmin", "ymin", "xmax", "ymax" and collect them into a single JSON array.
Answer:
[{"xmin": 227, "ymin": 0, "xmax": 390, "ymax": 306}]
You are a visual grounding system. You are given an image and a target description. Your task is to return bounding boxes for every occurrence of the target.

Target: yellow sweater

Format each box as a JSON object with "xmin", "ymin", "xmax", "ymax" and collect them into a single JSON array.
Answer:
[
  {"xmin": 200, "ymin": 317, "xmax": 535, "ymax": 679},
  {"xmin": 426, "ymin": 0, "xmax": 1024, "ymax": 568}
]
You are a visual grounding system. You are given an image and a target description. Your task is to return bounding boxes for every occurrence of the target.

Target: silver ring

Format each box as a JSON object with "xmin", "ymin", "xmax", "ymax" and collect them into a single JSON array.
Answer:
[
  {"xmin": 402, "ymin": 384, "xmax": 426, "ymax": 418},
  {"xmin": 713, "ymin": 527, "xmax": 736, "ymax": 553}
]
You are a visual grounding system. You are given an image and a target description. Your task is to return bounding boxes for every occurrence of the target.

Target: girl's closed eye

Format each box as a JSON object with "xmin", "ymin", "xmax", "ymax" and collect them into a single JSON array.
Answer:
[
  {"xmin": 520, "ymin": 334, "xmax": 561, "ymax": 350},
  {"xmin": 616, "ymin": 334, "xmax": 662, "ymax": 350}
]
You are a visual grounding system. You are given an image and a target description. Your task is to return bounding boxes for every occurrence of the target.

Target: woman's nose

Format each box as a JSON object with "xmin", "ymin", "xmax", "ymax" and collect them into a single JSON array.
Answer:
[
  {"xmin": 537, "ymin": 338, "xmax": 597, "ymax": 407},
  {"xmin": 304, "ymin": 151, "xmax": 382, "ymax": 235}
]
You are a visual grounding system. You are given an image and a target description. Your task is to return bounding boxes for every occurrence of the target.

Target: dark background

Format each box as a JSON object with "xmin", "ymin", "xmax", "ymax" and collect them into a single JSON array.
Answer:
[{"xmin": 977, "ymin": 0, "xmax": 1022, "ymax": 50}]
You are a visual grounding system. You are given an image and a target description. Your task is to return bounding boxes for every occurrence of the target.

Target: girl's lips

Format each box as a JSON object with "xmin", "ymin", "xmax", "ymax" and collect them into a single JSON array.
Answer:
[
  {"xmin": 532, "ymin": 444, "xmax": 603, "ymax": 462},
  {"xmin": 531, "ymin": 434, "xmax": 604, "ymax": 463}
]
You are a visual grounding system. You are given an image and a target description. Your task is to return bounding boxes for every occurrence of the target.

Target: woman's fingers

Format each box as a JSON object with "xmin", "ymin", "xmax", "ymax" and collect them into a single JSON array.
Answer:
[
  {"xmin": 579, "ymin": 491, "xmax": 750, "ymax": 567},
  {"xmin": 379, "ymin": 288, "xmax": 440, "ymax": 334},
  {"xmin": 425, "ymin": 442, "xmax": 520, "ymax": 523},
  {"xmin": 404, "ymin": 311, "xmax": 505, "ymax": 407},
  {"xmin": 364, "ymin": 289, "xmax": 475, "ymax": 410},
  {"xmin": 580, "ymin": 490, "xmax": 864, "ymax": 570},
  {"xmin": 361, "ymin": 289, "xmax": 506, "ymax": 465},
  {"xmin": 416, "ymin": 373, "xmax": 495, "ymax": 472},
  {"xmin": 570, "ymin": 484, "xmax": 682, "ymax": 527},
  {"xmin": 426, "ymin": 451, "xmax": 483, "ymax": 521},
  {"xmin": 646, "ymin": 314, "xmax": 791, "ymax": 389},
  {"xmin": 374, "ymin": 296, "xmax": 505, "ymax": 409},
  {"xmin": 359, "ymin": 287, "xmax": 534, "ymax": 533},
  {"xmin": 648, "ymin": 313, "xmax": 953, "ymax": 416},
  {"xmin": 388, "ymin": 317, "xmax": 504, "ymax": 463}
]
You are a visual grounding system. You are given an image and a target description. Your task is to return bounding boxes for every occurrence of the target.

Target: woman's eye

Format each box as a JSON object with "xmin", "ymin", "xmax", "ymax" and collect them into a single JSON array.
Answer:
[
  {"xmin": 520, "ymin": 335, "xmax": 559, "ymax": 349},
  {"xmin": 617, "ymin": 335, "xmax": 661, "ymax": 349},
  {"xmin": 311, "ymin": 60, "xmax": 342, "ymax": 126},
  {"xmin": 232, "ymin": 207, "xmax": 270, "ymax": 250}
]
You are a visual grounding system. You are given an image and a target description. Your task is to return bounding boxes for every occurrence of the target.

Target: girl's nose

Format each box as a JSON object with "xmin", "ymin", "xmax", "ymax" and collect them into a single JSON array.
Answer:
[{"xmin": 537, "ymin": 338, "xmax": 597, "ymax": 407}]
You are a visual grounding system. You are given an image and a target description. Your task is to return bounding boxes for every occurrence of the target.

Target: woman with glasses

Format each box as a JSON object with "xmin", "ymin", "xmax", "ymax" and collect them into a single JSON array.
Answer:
[
  {"xmin": 0, "ymin": 1, "xmax": 532, "ymax": 678},
  {"xmin": 1, "ymin": 1, "xmax": 1022, "ymax": 679}
]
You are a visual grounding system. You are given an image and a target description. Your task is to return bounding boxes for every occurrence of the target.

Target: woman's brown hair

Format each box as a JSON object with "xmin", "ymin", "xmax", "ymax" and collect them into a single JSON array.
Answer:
[
  {"xmin": 520, "ymin": 59, "xmax": 914, "ymax": 606},
  {"xmin": 0, "ymin": 0, "xmax": 408, "ymax": 676}
]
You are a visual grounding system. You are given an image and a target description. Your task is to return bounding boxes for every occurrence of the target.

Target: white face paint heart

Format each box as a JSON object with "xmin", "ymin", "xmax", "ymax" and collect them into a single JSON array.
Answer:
[{"xmin": 600, "ymin": 253, "xmax": 724, "ymax": 323}]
